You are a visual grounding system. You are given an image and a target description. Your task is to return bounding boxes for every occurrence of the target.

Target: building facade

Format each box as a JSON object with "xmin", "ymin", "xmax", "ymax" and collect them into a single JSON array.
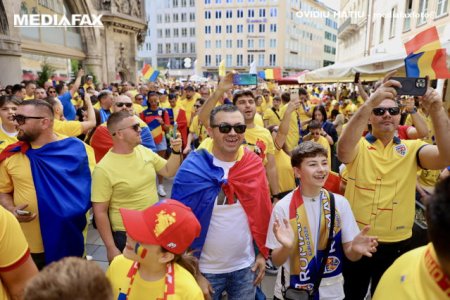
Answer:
[
  {"xmin": 196, "ymin": 0, "xmax": 337, "ymax": 77},
  {"xmin": 0, "ymin": 0, "xmax": 146, "ymax": 86}
]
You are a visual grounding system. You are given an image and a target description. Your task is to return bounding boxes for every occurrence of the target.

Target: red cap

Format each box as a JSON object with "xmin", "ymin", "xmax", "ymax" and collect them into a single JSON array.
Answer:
[{"xmin": 120, "ymin": 199, "xmax": 201, "ymax": 255}]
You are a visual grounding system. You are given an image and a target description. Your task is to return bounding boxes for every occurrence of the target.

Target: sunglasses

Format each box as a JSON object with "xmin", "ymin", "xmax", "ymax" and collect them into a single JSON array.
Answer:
[
  {"xmin": 372, "ymin": 107, "xmax": 400, "ymax": 116},
  {"xmin": 112, "ymin": 123, "xmax": 140, "ymax": 136},
  {"xmin": 13, "ymin": 114, "xmax": 45, "ymax": 125},
  {"xmin": 211, "ymin": 123, "xmax": 246, "ymax": 134},
  {"xmin": 48, "ymin": 90, "xmax": 56, "ymax": 94},
  {"xmin": 115, "ymin": 102, "xmax": 133, "ymax": 108}
]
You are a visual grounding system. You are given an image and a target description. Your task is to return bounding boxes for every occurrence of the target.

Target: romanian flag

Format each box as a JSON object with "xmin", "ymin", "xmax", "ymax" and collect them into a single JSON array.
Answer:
[
  {"xmin": 257, "ymin": 71, "xmax": 266, "ymax": 80},
  {"xmin": 403, "ymin": 26, "xmax": 450, "ymax": 79},
  {"xmin": 147, "ymin": 119, "xmax": 164, "ymax": 144},
  {"xmin": 264, "ymin": 68, "xmax": 282, "ymax": 80},
  {"xmin": 141, "ymin": 64, "xmax": 159, "ymax": 82}
]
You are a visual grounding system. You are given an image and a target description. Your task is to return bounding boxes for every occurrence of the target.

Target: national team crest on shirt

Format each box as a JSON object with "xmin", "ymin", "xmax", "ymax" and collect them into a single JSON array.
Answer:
[
  {"xmin": 324, "ymin": 256, "xmax": 340, "ymax": 274},
  {"xmin": 394, "ymin": 144, "xmax": 407, "ymax": 156}
]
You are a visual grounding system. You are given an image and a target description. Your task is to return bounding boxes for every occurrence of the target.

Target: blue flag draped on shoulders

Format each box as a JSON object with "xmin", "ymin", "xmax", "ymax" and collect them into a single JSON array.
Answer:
[
  {"xmin": 172, "ymin": 148, "xmax": 272, "ymax": 259},
  {"xmin": 2, "ymin": 138, "xmax": 92, "ymax": 264}
]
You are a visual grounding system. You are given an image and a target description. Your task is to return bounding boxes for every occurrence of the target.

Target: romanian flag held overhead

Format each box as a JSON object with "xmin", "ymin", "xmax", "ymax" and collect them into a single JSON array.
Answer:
[
  {"xmin": 264, "ymin": 68, "xmax": 282, "ymax": 80},
  {"xmin": 404, "ymin": 26, "xmax": 450, "ymax": 79},
  {"xmin": 141, "ymin": 64, "xmax": 159, "ymax": 82}
]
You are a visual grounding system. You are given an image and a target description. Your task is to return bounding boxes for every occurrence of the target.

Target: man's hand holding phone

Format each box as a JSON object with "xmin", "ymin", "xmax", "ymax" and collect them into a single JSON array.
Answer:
[{"xmin": 13, "ymin": 204, "xmax": 37, "ymax": 222}]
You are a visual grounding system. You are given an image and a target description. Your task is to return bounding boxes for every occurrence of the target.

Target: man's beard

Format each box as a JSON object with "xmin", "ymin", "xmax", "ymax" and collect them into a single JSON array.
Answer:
[{"xmin": 17, "ymin": 129, "xmax": 38, "ymax": 143}]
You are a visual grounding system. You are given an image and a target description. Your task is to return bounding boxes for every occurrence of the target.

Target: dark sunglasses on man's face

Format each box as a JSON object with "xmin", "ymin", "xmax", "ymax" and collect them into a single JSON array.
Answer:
[
  {"xmin": 372, "ymin": 107, "xmax": 400, "ymax": 116},
  {"xmin": 112, "ymin": 123, "xmax": 140, "ymax": 136},
  {"xmin": 48, "ymin": 90, "xmax": 56, "ymax": 94},
  {"xmin": 211, "ymin": 123, "xmax": 246, "ymax": 134},
  {"xmin": 13, "ymin": 114, "xmax": 45, "ymax": 125},
  {"xmin": 115, "ymin": 102, "xmax": 133, "ymax": 108}
]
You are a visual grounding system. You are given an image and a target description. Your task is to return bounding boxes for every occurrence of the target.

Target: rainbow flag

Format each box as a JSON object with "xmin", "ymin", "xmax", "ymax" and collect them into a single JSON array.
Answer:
[
  {"xmin": 404, "ymin": 27, "xmax": 450, "ymax": 79},
  {"xmin": 141, "ymin": 64, "xmax": 159, "ymax": 82}
]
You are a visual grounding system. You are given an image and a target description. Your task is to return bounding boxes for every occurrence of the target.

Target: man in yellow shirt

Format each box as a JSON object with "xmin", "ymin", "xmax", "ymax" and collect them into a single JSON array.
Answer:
[
  {"xmin": 0, "ymin": 96, "xmax": 20, "ymax": 151},
  {"xmin": 23, "ymin": 82, "xmax": 36, "ymax": 101},
  {"xmin": 0, "ymin": 100, "xmax": 96, "ymax": 269},
  {"xmin": 263, "ymin": 96, "xmax": 281, "ymax": 128},
  {"xmin": 373, "ymin": 176, "xmax": 450, "ymax": 300},
  {"xmin": 338, "ymin": 78, "xmax": 450, "ymax": 298},
  {"xmin": 91, "ymin": 110, "xmax": 182, "ymax": 263},
  {"xmin": 198, "ymin": 72, "xmax": 280, "ymax": 201},
  {"xmin": 179, "ymin": 86, "xmax": 199, "ymax": 126}
]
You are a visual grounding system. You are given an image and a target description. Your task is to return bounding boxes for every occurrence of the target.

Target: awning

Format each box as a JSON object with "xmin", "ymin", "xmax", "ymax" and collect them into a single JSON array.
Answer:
[{"xmin": 276, "ymin": 71, "xmax": 309, "ymax": 85}]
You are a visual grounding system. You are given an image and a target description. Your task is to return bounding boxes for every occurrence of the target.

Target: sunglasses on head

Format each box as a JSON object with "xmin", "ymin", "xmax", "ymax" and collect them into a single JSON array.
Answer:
[
  {"xmin": 372, "ymin": 107, "xmax": 400, "ymax": 116},
  {"xmin": 115, "ymin": 102, "xmax": 133, "ymax": 108},
  {"xmin": 13, "ymin": 114, "xmax": 45, "ymax": 125},
  {"xmin": 211, "ymin": 123, "xmax": 246, "ymax": 134},
  {"xmin": 112, "ymin": 123, "xmax": 140, "ymax": 136}
]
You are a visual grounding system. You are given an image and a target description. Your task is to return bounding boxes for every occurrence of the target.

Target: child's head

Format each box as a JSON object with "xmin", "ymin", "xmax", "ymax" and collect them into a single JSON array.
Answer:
[
  {"xmin": 120, "ymin": 199, "xmax": 201, "ymax": 265},
  {"xmin": 308, "ymin": 120, "xmax": 322, "ymax": 142},
  {"xmin": 291, "ymin": 141, "xmax": 329, "ymax": 188}
]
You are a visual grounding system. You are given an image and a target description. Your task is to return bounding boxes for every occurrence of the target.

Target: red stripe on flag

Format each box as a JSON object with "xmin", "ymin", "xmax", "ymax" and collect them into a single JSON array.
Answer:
[
  {"xmin": 404, "ymin": 26, "xmax": 440, "ymax": 55},
  {"xmin": 431, "ymin": 48, "xmax": 450, "ymax": 78}
]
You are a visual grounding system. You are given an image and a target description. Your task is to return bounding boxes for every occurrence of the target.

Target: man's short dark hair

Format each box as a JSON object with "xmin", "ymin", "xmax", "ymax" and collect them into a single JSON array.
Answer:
[
  {"xmin": 107, "ymin": 110, "xmax": 133, "ymax": 133},
  {"xmin": 98, "ymin": 90, "xmax": 112, "ymax": 102},
  {"xmin": 55, "ymin": 84, "xmax": 65, "ymax": 95},
  {"xmin": 232, "ymin": 90, "xmax": 254, "ymax": 105},
  {"xmin": 12, "ymin": 84, "xmax": 23, "ymax": 95},
  {"xmin": 281, "ymin": 92, "xmax": 290, "ymax": 103},
  {"xmin": 308, "ymin": 120, "xmax": 322, "ymax": 130},
  {"xmin": 25, "ymin": 81, "xmax": 36, "ymax": 88},
  {"xmin": 20, "ymin": 99, "xmax": 54, "ymax": 118},
  {"xmin": 291, "ymin": 141, "xmax": 328, "ymax": 167},
  {"xmin": 298, "ymin": 88, "xmax": 308, "ymax": 96},
  {"xmin": 0, "ymin": 95, "xmax": 22, "ymax": 108},
  {"xmin": 426, "ymin": 176, "xmax": 450, "ymax": 261},
  {"xmin": 210, "ymin": 104, "xmax": 241, "ymax": 126}
]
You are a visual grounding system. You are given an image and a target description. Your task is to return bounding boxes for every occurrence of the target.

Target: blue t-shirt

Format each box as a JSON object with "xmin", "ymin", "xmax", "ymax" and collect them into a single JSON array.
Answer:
[{"xmin": 58, "ymin": 92, "xmax": 76, "ymax": 121}]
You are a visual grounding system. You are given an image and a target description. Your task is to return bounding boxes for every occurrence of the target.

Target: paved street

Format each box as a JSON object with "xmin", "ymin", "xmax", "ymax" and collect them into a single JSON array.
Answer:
[{"xmin": 86, "ymin": 177, "xmax": 277, "ymax": 299}]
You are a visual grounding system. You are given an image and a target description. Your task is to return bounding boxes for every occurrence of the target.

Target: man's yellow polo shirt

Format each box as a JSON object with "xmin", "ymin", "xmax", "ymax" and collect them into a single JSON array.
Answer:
[{"xmin": 344, "ymin": 134, "xmax": 427, "ymax": 242}]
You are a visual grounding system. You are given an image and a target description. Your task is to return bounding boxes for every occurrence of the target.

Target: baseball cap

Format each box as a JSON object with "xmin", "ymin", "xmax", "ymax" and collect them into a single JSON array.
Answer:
[
  {"xmin": 158, "ymin": 88, "xmax": 167, "ymax": 95},
  {"xmin": 86, "ymin": 75, "xmax": 93, "ymax": 80},
  {"xmin": 120, "ymin": 199, "xmax": 201, "ymax": 255}
]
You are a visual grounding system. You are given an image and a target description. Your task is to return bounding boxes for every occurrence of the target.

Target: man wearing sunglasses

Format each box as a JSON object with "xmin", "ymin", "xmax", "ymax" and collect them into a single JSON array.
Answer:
[
  {"xmin": 91, "ymin": 110, "xmax": 182, "ymax": 263},
  {"xmin": 90, "ymin": 95, "xmax": 156, "ymax": 162},
  {"xmin": 338, "ymin": 78, "xmax": 450, "ymax": 299},
  {"xmin": 172, "ymin": 104, "xmax": 272, "ymax": 300},
  {"xmin": 0, "ymin": 99, "xmax": 96, "ymax": 270}
]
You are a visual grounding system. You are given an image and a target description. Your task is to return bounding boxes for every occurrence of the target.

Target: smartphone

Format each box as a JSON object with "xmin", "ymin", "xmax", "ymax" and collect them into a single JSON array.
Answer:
[
  {"xmin": 354, "ymin": 72, "xmax": 360, "ymax": 84},
  {"xmin": 16, "ymin": 209, "xmax": 32, "ymax": 216},
  {"xmin": 391, "ymin": 77, "xmax": 428, "ymax": 96},
  {"xmin": 290, "ymin": 88, "xmax": 299, "ymax": 98},
  {"xmin": 172, "ymin": 122, "xmax": 178, "ymax": 139},
  {"xmin": 233, "ymin": 73, "xmax": 258, "ymax": 86}
]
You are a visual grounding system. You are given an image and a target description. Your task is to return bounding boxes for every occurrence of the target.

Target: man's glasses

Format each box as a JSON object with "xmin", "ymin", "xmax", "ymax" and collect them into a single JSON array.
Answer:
[
  {"xmin": 211, "ymin": 123, "xmax": 246, "ymax": 134},
  {"xmin": 372, "ymin": 107, "xmax": 400, "ymax": 116},
  {"xmin": 48, "ymin": 90, "xmax": 56, "ymax": 94},
  {"xmin": 13, "ymin": 114, "xmax": 45, "ymax": 125},
  {"xmin": 112, "ymin": 123, "xmax": 140, "ymax": 136},
  {"xmin": 115, "ymin": 102, "xmax": 133, "ymax": 108}
]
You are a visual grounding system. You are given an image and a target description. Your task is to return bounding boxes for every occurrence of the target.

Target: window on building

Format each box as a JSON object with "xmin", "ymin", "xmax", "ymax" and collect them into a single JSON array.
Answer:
[
  {"xmin": 259, "ymin": 24, "xmax": 265, "ymax": 32},
  {"xmin": 216, "ymin": 40, "xmax": 222, "ymax": 48},
  {"xmin": 248, "ymin": 39, "xmax": 254, "ymax": 48},
  {"xmin": 258, "ymin": 54, "xmax": 264, "ymax": 66},
  {"xmin": 379, "ymin": 17, "xmax": 385, "ymax": 43},
  {"xmin": 436, "ymin": 0, "xmax": 448, "ymax": 16},
  {"xmin": 237, "ymin": 24, "xmax": 243, "ymax": 32},
  {"xmin": 205, "ymin": 26, "xmax": 211, "ymax": 34},
  {"xmin": 270, "ymin": 24, "xmax": 277, "ymax": 32},
  {"xmin": 389, "ymin": 6, "xmax": 397, "ymax": 38},
  {"xmin": 182, "ymin": 28, "xmax": 187, "ymax": 37},
  {"xmin": 216, "ymin": 10, "xmax": 222, "ymax": 18},
  {"xmin": 237, "ymin": 9, "xmax": 244, "ymax": 18},
  {"xmin": 248, "ymin": 24, "xmax": 254, "ymax": 32},
  {"xmin": 190, "ymin": 27, "xmax": 195, "ymax": 36},
  {"xmin": 173, "ymin": 14, "xmax": 179, "ymax": 22},
  {"xmin": 157, "ymin": 14, "xmax": 162, "ymax": 23},
  {"xmin": 190, "ymin": 12, "xmax": 195, "ymax": 21},
  {"xmin": 205, "ymin": 11, "xmax": 211, "ymax": 19},
  {"xmin": 174, "ymin": 43, "xmax": 179, "ymax": 53},
  {"xmin": 182, "ymin": 43, "xmax": 187, "ymax": 53},
  {"xmin": 418, "ymin": 0, "xmax": 428, "ymax": 25},
  {"xmin": 174, "ymin": 28, "xmax": 179, "ymax": 37},
  {"xmin": 165, "ymin": 28, "xmax": 171, "ymax": 37},
  {"xmin": 165, "ymin": 14, "xmax": 170, "ymax": 22},
  {"xmin": 248, "ymin": 10, "xmax": 254, "ymax": 17},
  {"xmin": 237, "ymin": 54, "xmax": 243, "ymax": 66},
  {"xmin": 205, "ymin": 0, "xmax": 211, "ymax": 4},
  {"xmin": 216, "ymin": 55, "xmax": 222, "ymax": 66},
  {"xmin": 269, "ymin": 54, "xmax": 276, "ymax": 66},
  {"xmin": 216, "ymin": 0, "xmax": 221, "ymax": 3},
  {"xmin": 237, "ymin": 39, "xmax": 243, "ymax": 48},
  {"xmin": 205, "ymin": 40, "xmax": 211, "ymax": 48},
  {"xmin": 158, "ymin": 43, "xmax": 163, "ymax": 54},
  {"xmin": 216, "ymin": 25, "xmax": 222, "ymax": 33},
  {"xmin": 157, "ymin": 29, "xmax": 162, "ymax": 38},
  {"xmin": 226, "ymin": 10, "xmax": 233, "ymax": 18},
  {"xmin": 226, "ymin": 25, "xmax": 232, "ymax": 33},
  {"xmin": 226, "ymin": 54, "xmax": 232, "ymax": 66},
  {"xmin": 269, "ymin": 38, "xmax": 276, "ymax": 48},
  {"xmin": 190, "ymin": 0, "xmax": 195, "ymax": 6},
  {"xmin": 165, "ymin": 43, "xmax": 171, "ymax": 54},
  {"xmin": 181, "ymin": 13, "xmax": 187, "ymax": 22},
  {"xmin": 259, "ymin": 8, "xmax": 266, "ymax": 17},
  {"xmin": 190, "ymin": 42, "xmax": 195, "ymax": 53},
  {"xmin": 226, "ymin": 39, "xmax": 232, "ymax": 48},
  {"xmin": 258, "ymin": 38, "xmax": 265, "ymax": 48},
  {"xmin": 247, "ymin": 54, "xmax": 254, "ymax": 65},
  {"xmin": 181, "ymin": 0, "xmax": 187, "ymax": 6},
  {"xmin": 173, "ymin": 0, "xmax": 179, "ymax": 7},
  {"xmin": 205, "ymin": 55, "xmax": 211, "ymax": 66},
  {"xmin": 227, "ymin": 0, "xmax": 232, "ymax": 3},
  {"xmin": 270, "ymin": 7, "xmax": 277, "ymax": 16}
]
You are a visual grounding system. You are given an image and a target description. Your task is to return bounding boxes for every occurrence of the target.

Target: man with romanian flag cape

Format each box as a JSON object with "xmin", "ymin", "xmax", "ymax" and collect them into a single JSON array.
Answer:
[
  {"xmin": 172, "ymin": 104, "xmax": 272, "ymax": 300},
  {"xmin": 0, "ymin": 100, "xmax": 95, "ymax": 269},
  {"xmin": 266, "ymin": 142, "xmax": 378, "ymax": 300}
]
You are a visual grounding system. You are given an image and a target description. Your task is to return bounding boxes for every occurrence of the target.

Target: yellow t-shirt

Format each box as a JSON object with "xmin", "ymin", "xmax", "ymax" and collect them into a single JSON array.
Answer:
[
  {"xmin": 263, "ymin": 107, "xmax": 281, "ymax": 127},
  {"xmin": 0, "ymin": 206, "xmax": 30, "ymax": 300},
  {"xmin": 106, "ymin": 255, "xmax": 203, "ymax": 300},
  {"xmin": 344, "ymin": 137, "xmax": 427, "ymax": 242},
  {"xmin": 0, "ymin": 127, "xmax": 17, "ymax": 152},
  {"xmin": 312, "ymin": 136, "xmax": 331, "ymax": 167},
  {"xmin": 373, "ymin": 243, "xmax": 449, "ymax": 300},
  {"xmin": 53, "ymin": 119, "xmax": 83, "ymax": 137},
  {"xmin": 189, "ymin": 115, "xmax": 208, "ymax": 143},
  {"xmin": 417, "ymin": 169, "xmax": 441, "ymax": 193},
  {"xmin": 244, "ymin": 125, "xmax": 275, "ymax": 165},
  {"xmin": 179, "ymin": 94, "xmax": 200, "ymax": 126},
  {"xmin": 279, "ymin": 104, "xmax": 301, "ymax": 152},
  {"xmin": 23, "ymin": 95, "xmax": 34, "ymax": 100},
  {"xmin": 159, "ymin": 100, "xmax": 171, "ymax": 109},
  {"xmin": 0, "ymin": 137, "xmax": 95, "ymax": 253},
  {"xmin": 133, "ymin": 103, "xmax": 144, "ymax": 114},
  {"xmin": 405, "ymin": 109, "xmax": 435, "ymax": 145},
  {"xmin": 254, "ymin": 113, "xmax": 264, "ymax": 127},
  {"xmin": 91, "ymin": 145, "xmax": 166, "ymax": 231},
  {"xmin": 274, "ymin": 149, "xmax": 296, "ymax": 193},
  {"xmin": 261, "ymin": 95, "xmax": 273, "ymax": 112}
]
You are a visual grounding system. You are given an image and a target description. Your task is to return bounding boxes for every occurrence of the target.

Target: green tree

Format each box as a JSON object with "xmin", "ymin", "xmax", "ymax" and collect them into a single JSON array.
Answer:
[{"xmin": 37, "ymin": 62, "xmax": 55, "ymax": 87}]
